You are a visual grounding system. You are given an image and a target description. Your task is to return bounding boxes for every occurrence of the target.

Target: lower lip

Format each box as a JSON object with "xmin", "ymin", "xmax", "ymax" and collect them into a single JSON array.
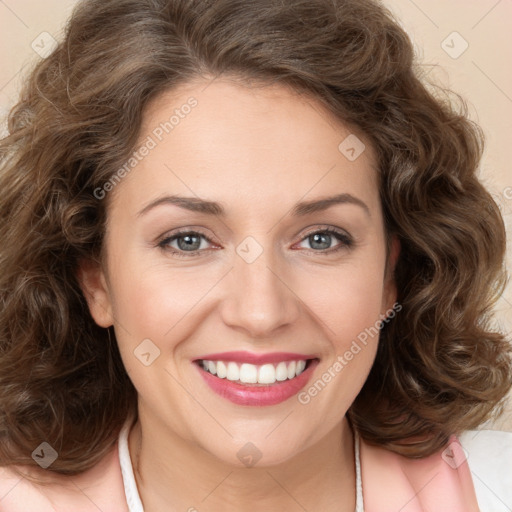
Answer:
[{"xmin": 194, "ymin": 359, "xmax": 319, "ymax": 406}]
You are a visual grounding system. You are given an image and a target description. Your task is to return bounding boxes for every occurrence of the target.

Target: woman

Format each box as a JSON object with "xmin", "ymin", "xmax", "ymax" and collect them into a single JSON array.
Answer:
[{"xmin": 0, "ymin": 0, "xmax": 511, "ymax": 510}]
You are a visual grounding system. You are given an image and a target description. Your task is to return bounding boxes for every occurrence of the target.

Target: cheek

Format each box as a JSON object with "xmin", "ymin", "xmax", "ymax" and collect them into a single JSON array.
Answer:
[
  {"xmin": 106, "ymin": 238, "xmax": 213, "ymax": 336},
  {"xmin": 299, "ymin": 259, "xmax": 386, "ymax": 343},
  {"xmin": 332, "ymin": 279, "xmax": 384, "ymax": 344},
  {"xmin": 295, "ymin": 264, "xmax": 384, "ymax": 414},
  {"xmin": 106, "ymin": 264, "xmax": 209, "ymax": 402}
]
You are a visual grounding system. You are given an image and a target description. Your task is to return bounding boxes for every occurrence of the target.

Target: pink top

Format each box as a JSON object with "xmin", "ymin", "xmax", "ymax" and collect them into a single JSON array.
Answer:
[{"xmin": 0, "ymin": 420, "xmax": 481, "ymax": 511}]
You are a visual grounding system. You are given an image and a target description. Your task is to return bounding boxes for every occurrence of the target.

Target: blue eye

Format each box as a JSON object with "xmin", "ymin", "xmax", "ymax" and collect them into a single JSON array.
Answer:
[
  {"xmin": 157, "ymin": 230, "xmax": 211, "ymax": 257},
  {"xmin": 157, "ymin": 227, "xmax": 353, "ymax": 258},
  {"xmin": 297, "ymin": 228, "xmax": 353, "ymax": 253}
]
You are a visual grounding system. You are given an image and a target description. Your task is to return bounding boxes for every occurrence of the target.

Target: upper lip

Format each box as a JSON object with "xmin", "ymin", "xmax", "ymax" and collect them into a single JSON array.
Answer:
[{"xmin": 193, "ymin": 351, "xmax": 318, "ymax": 365}]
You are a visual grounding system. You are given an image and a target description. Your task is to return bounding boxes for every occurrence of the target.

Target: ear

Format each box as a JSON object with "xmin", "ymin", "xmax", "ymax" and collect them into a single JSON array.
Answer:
[
  {"xmin": 382, "ymin": 235, "xmax": 401, "ymax": 315},
  {"xmin": 76, "ymin": 258, "xmax": 114, "ymax": 328}
]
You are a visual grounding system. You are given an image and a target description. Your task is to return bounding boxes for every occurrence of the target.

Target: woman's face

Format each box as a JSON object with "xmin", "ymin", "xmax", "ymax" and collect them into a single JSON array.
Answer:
[{"xmin": 80, "ymin": 78, "xmax": 398, "ymax": 467}]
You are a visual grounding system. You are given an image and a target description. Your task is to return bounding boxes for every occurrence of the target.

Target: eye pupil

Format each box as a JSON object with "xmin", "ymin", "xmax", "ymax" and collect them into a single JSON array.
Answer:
[
  {"xmin": 178, "ymin": 234, "xmax": 201, "ymax": 251},
  {"xmin": 310, "ymin": 233, "xmax": 331, "ymax": 250}
]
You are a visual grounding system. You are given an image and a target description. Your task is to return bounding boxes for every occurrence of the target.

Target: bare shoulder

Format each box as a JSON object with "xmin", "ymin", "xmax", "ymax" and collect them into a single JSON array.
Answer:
[
  {"xmin": 0, "ymin": 443, "xmax": 128, "ymax": 511},
  {"xmin": 459, "ymin": 429, "xmax": 512, "ymax": 512},
  {"xmin": 0, "ymin": 463, "xmax": 57, "ymax": 511}
]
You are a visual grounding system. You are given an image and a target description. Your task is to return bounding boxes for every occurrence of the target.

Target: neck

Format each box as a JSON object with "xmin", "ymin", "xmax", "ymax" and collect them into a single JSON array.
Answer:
[{"xmin": 129, "ymin": 408, "xmax": 356, "ymax": 512}]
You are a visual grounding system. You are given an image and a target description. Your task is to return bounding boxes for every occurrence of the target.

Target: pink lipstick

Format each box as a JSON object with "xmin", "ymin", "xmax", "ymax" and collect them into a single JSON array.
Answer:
[{"xmin": 193, "ymin": 351, "xmax": 320, "ymax": 406}]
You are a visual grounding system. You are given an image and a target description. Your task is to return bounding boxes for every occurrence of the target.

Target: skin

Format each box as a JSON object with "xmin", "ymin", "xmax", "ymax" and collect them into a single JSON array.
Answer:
[{"xmin": 79, "ymin": 77, "xmax": 399, "ymax": 512}]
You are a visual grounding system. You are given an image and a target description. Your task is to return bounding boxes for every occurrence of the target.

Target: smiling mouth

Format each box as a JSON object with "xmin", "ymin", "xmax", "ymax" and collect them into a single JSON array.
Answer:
[{"xmin": 194, "ymin": 358, "xmax": 318, "ymax": 386}]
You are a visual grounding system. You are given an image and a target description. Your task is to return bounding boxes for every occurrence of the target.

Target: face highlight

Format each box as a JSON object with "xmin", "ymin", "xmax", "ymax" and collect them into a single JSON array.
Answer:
[{"xmin": 79, "ymin": 77, "xmax": 398, "ymax": 468}]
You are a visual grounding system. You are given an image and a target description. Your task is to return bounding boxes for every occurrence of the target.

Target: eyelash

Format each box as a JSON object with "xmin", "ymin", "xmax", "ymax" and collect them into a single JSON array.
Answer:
[{"xmin": 156, "ymin": 227, "xmax": 354, "ymax": 258}]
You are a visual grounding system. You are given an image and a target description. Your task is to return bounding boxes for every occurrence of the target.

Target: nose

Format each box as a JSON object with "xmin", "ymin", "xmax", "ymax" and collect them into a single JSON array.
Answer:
[{"xmin": 219, "ymin": 239, "xmax": 301, "ymax": 339}]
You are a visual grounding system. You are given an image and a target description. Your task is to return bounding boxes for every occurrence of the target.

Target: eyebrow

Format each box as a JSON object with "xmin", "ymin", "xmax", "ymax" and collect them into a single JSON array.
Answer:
[{"xmin": 137, "ymin": 193, "xmax": 371, "ymax": 218}]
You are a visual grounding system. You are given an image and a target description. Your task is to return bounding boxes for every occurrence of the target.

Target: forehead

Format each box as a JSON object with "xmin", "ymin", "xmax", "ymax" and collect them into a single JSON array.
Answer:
[{"xmin": 109, "ymin": 77, "xmax": 380, "ymax": 217}]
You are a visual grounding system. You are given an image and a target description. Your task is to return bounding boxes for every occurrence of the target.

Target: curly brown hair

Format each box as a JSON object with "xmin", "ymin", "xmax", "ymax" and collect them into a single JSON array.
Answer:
[{"xmin": 1, "ymin": 0, "xmax": 511, "ymax": 479}]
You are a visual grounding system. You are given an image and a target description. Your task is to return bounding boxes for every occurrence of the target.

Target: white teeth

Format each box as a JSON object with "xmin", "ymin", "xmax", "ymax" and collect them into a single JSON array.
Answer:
[
  {"xmin": 226, "ymin": 362, "xmax": 239, "ymax": 381},
  {"xmin": 240, "ymin": 363, "xmax": 258, "ymax": 383},
  {"xmin": 296, "ymin": 360, "xmax": 306, "ymax": 375},
  {"xmin": 258, "ymin": 364, "xmax": 276, "ymax": 384},
  {"xmin": 275, "ymin": 362, "xmax": 288, "ymax": 381},
  {"xmin": 207, "ymin": 360, "xmax": 217, "ymax": 375},
  {"xmin": 199, "ymin": 359, "xmax": 310, "ymax": 384},
  {"xmin": 287, "ymin": 360, "xmax": 296, "ymax": 379},
  {"xmin": 216, "ymin": 361, "xmax": 227, "ymax": 378}
]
